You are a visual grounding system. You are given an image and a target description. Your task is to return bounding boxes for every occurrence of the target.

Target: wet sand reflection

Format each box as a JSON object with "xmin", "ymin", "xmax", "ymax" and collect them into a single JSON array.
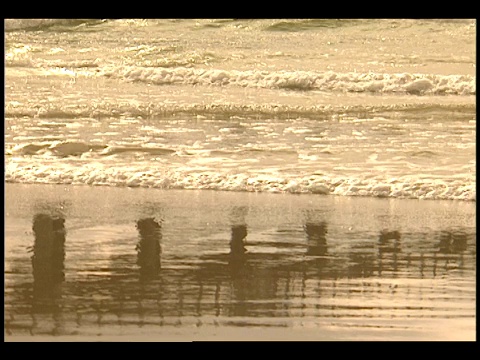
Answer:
[
  {"xmin": 136, "ymin": 218, "xmax": 162, "ymax": 281},
  {"xmin": 4, "ymin": 205, "xmax": 476, "ymax": 338},
  {"xmin": 229, "ymin": 224, "xmax": 248, "ymax": 279},
  {"xmin": 31, "ymin": 214, "xmax": 66, "ymax": 309},
  {"xmin": 305, "ymin": 222, "xmax": 328, "ymax": 257},
  {"xmin": 438, "ymin": 230, "xmax": 468, "ymax": 254},
  {"xmin": 378, "ymin": 230, "xmax": 401, "ymax": 276}
]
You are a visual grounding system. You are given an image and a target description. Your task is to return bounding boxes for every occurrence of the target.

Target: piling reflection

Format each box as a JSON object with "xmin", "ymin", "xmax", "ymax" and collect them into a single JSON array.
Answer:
[
  {"xmin": 437, "ymin": 230, "xmax": 468, "ymax": 254},
  {"xmin": 378, "ymin": 230, "xmax": 401, "ymax": 254},
  {"xmin": 228, "ymin": 206, "xmax": 249, "ymax": 275},
  {"xmin": 31, "ymin": 213, "xmax": 66, "ymax": 309},
  {"xmin": 4, "ymin": 205, "xmax": 476, "ymax": 337},
  {"xmin": 297, "ymin": 220, "xmax": 330, "ymax": 281},
  {"xmin": 228, "ymin": 224, "xmax": 249, "ymax": 317},
  {"xmin": 305, "ymin": 222, "xmax": 327, "ymax": 257},
  {"xmin": 347, "ymin": 245, "xmax": 376, "ymax": 278},
  {"xmin": 136, "ymin": 218, "xmax": 162, "ymax": 281},
  {"xmin": 229, "ymin": 225, "xmax": 247, "ymax": 265},
  {"xmin": 378, "ymin": 230, "xmax": 401, "ymax": 276}
]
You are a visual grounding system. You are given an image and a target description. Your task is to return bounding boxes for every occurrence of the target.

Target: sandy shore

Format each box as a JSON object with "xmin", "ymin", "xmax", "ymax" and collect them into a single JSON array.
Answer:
[
  {"xmin": 5, "ymin": 183, "xmax": 476, "ymax": 228},
  {"xmin": 4, "ymin": 183, "xmax": 476, "ymax": 342},
  {"xmin": 5, "ymin": 316, "xmax": 476, "ymax": 342}
]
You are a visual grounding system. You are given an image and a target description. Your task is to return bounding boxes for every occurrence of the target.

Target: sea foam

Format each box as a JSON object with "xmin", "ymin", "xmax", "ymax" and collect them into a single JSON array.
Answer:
[
  {"xmin": 5, "ymin": 160, "xmax": 475, "ymax": 201},
  {"xmin": 5, "ymin": 97, "xmax": 475, "ymax": 120},
  {"xmin": 102, "ymin": 66, "xmax": 476, "ymax": 95},
  {"xmin": 4, "ymin": 19, "xmax": 105, "ymax": 31}
]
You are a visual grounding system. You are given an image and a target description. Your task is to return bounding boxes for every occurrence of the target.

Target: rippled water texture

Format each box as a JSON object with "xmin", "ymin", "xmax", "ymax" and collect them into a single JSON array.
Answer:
[
  {"xmin": 4, "ymin": 185, "xmax": 476, "ymax": 341},
  {"xmin": 4, "ymin": 19, "xmax": 476, "ymax": 200},
  {"xmin": 4, "ymin": 19, "xmax": 476, "ymax": 341}
]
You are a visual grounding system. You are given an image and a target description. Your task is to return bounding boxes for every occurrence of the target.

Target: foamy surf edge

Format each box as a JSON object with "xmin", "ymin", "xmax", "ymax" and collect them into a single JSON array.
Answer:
[
  {"xmin": 5, "ymin": 100, "xmax": 476, "ymax": 120},
  {"xmin": 101, "ymin": 67, "xmax": 475, "ymax": 95},
  {"xmin": 4, "ymin": 19, "xmax": 105, "ymax": 31},
  {"xmin": 5, "ymin": 161, "xmax": 475, "ymax": 202}
]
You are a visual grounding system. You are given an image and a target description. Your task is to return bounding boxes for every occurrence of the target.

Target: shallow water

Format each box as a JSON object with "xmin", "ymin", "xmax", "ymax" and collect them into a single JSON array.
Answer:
[
  {"xmin": 4, "ymin": 19, "xmax": 476, "ymax": 201},
  {"xmin": 4, "ymin": 184, "xmax": 476, "ymax": 341},
  {"xmin": 4, "ymin": 18, "xmax": 477, "ymax": 341}
]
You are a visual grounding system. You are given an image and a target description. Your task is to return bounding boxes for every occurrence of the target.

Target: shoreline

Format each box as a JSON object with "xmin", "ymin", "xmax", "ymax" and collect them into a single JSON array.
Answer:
[
  {"xmin": 4, "ymin": 181, "xmax": 476, "ymax": 202},
  {"xmin": 5, "ymin": 314, "xmax": 476, "ymax": 342},
  {"xmin": 5, "ymin": 183, "xmax": 476, "ymax": 230}
]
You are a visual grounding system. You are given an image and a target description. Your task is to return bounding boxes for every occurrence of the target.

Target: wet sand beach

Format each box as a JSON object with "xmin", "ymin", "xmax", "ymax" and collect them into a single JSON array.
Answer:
[
  {"xmin": 4, "ymin": 183, "xmax": 476, "ymax": 341},
  {"xmin": 5, "ymin": 19, "xmax": 476, "ymax": 342}
]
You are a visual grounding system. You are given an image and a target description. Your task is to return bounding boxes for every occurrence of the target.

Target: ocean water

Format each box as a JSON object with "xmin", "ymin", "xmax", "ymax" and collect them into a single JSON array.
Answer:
[
  {"xmin": 4, "ymin": 19, "xmax": 476, "ymax": 200},
  {"xmin": 4, "ymin": 19, "xmax": 477, "ymax": 341}
]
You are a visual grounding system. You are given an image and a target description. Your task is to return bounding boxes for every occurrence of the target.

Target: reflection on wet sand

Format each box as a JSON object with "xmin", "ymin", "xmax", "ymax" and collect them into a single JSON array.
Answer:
[
  {"xmin": 438, "ymin": 230, "xmax": 468, "ymax": 254},
  {"xmin": 136, "ymin": 218, "xmax": 162, "ymax": 281},
  {"xmin": 31, "ymin": 214, "xmax": 66, "ymax": 309},
  {"xmin": 305, "ymin": 222, "xmax": 328, "ymax": 257},
  {"xmin": 230, "ymin": 225, "xmax": 247, "ymax": 258},
  {"xmin": 378, "ymin": 230, "xmax": 401, "ymax": 276},
  {"xmin": 4, "ymin": 205, "xmax": 476, "ymax": 338},
  {"xmin": 379, "ymin": 230, "xmax": 401, "ymax": 253},
  {"xmin": 229, "ymin": 224, "xmax": 248, "ymax": 276},
  {"xmin": 228, "ymin": 224, "xmax": 249, "ymax": 317}
]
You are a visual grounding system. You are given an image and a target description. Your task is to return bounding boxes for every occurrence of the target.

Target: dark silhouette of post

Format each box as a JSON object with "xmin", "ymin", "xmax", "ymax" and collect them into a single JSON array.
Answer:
[
  {"xmin": 31, "ymin": 214, "xmax": 66, "ymax": 306},
  {"xmin": 378, "ymin": 230, "xmax": 401, "ymax": 276},
  {"xmin": 228, "ymin": 206, "xmax": 248, "ymax": 269},
  {"xmin": 136, "ymin": 218, "xmax": 162, "ymax": 281},
  {"xmin": 229, "ymin": 224, "xmax": 247, "ymax": 268},
  {"xmin": 228, "ymin": 224, "xmax": 248, "ymax": 316},
  {"xmin": 378, "ymin": 230, "xmax": 401, "ymax": 253},
  {"xmin": 438, "ymin": 231, "xmax": 468, "ymax": 254},
  {"xmin": 305, "ymin": 222, "xmax": 328, "ymax": 257}
]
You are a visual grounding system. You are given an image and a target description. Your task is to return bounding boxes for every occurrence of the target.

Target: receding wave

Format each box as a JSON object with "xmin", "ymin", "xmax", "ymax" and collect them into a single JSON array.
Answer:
[
  {"xmin": 101, "ymin": 67, "xmax": 475, "ymax": 95},
  {"xmin": 4, "ymin": 19, "xmax": 106, "ymax": 32},
  {"xmin": 263, "ymin": 19, "xmax": 363, "ymax": 32},
  {"xmin": 5, "ymin": 98, "xmax": 476, "ymax": 120},
  {"xmin": 5, "ymin": 159, "xmax": 475, "ymax": 201},
  {"xmin": 6, "ymin": 141, "xmax": 175, "ymax": 158}
]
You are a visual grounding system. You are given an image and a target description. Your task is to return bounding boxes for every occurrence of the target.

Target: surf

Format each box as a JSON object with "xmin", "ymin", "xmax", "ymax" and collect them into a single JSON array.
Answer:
[{"xmin": 101, "ymin": 66, "xmax": 476, "ymax": 96}]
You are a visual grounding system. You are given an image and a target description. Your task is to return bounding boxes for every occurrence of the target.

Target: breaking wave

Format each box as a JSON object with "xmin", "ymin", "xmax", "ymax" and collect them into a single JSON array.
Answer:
[
  {"xmin": 102, "ymin": 66, "xmax": 475, "ymax": 95},
  {"xmin": 4, "ymin": 19, "xmax": 106, "ymax": 32},
  {"xmin": 5, "ymin": 99, "xmax": 475, "ymax": 120},
  {"xmin": 6, "ymin": 141, "xmax": 176, "ymax": 158},
  {"xmin": 5, "ymin": 157, "xmax": 475, "ymax": 202}
]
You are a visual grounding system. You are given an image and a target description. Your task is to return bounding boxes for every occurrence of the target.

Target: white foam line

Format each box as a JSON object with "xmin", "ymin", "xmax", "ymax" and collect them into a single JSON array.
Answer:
[
  {"xmin": 5, "ymin": 161, "xmax": 476, "ymax": 201},
  {"xmin": 101, "ymin": 66, "xmax": 476, "ymax": 95}
]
